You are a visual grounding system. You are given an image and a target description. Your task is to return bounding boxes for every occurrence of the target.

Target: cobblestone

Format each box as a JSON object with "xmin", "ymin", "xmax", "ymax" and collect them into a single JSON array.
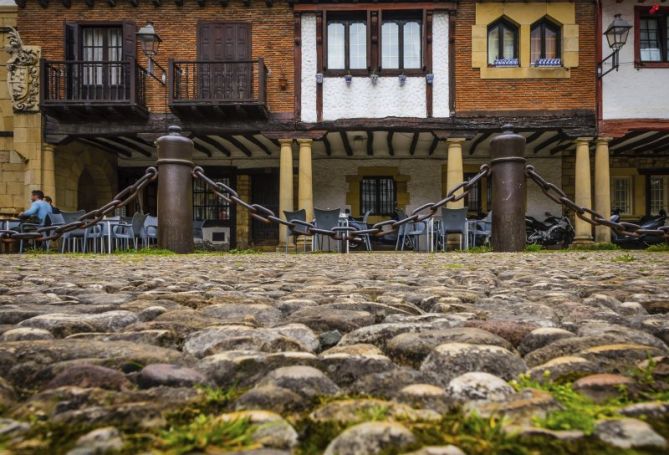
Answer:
[{"xmin": 0, "ymin": 251, "xmax": 668, "ymax": 453}]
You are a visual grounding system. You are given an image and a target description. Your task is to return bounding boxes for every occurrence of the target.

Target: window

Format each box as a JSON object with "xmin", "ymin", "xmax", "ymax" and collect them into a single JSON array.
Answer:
[
  {"xmin": 327, "ymin": 15, "xmax": 367, "ymax": 70},
  {"xmin": 612, "ymin": 176, "xmax": 633, "ymax": 216},
  {"xmin": 81, "ymin": 26, "xmax": 123, "ymax": 86},
  {"xmin": 639, "ymin": 12, "xmax": 669, "ymax": 62},
  {"xmin": 193, "ymin": 176, "xmax": 232, "ymax": 221},
  {"xmin": 649, "ymin": 175, "xmax": 669, "ymax": 214},
  {"xmin": 464, "ymin": 172, "xmax": 483, "ymax": 216},
  {"xmin": 381, "ymin": 14, "xmax": 422, "ymax": 70},
  {"xmin": 530, "ymin": 18, "xmax": 561, "ymax": 65},
  {"xmin": 361, "ymin": 177, "xmax": 396, "ymax": 216},
  {"xmin": 487, "ymin": 18, "xmax": 519, "ymax": 66}
]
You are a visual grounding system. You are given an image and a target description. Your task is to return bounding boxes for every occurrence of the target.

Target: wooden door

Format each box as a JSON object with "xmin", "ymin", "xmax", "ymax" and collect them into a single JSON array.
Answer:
[
  {"xmin": 198, "ymin": 22, "xmax": 252, "ymax": 100},
  {"xmin": 251, "ymin": 172, "xmax": 279, "ymax": 246}
]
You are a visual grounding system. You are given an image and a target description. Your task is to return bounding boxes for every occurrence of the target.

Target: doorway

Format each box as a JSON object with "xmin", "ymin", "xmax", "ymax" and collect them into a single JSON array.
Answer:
[
  {"xmin": 251, "ymin": 171, "xmax": 279, "ymax": 246},
  {"xmin": 77, "ymin": 169, "xmax": 98, "ymax": 212}
]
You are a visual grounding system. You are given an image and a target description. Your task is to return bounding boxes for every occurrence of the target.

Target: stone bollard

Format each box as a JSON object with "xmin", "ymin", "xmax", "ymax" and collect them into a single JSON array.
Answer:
[
  {"xmin": 490, "ymin": 127, "xmax": 527, "ymax": 252},
  {"xmin": 156, "ymin": 125, "xmax": 194, "ymax": 254}
]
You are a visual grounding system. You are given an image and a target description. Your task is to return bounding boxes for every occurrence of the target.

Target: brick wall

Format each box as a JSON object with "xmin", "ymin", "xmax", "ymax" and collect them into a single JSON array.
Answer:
[
  {"xmin": 454, "ymin": 0, "xmax": 596, "ymax": 114},
  {"xmin": 17, "ymin": 1, "xmax": 295, "ymax": 115}
]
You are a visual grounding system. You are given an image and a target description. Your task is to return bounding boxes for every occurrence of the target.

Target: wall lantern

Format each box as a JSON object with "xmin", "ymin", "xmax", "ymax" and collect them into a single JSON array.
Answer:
[
  {"xmin": 137, "ymin": 21, "xmax": 166, "ymax": 85},
  {"xmin": 598, "ymin": 14, "xmax": 632, "ymax": 78},
  {"xmin": 370, "ymin": 72, "xmax": 379, "ymax": 85},
  {"xmin": 344, "ymin": 73, "xmax": 353, "ymax": 85},
  {"xmin": 316, "ymin": 73, "xmax": 324, "ymax": 84},
  {"xmin": 398, "ymin": 73, "xmax": 407, "ymax": 87},
  {"xmin": 425, "ymin": 73, "xmax": 434, "ymax": 84}
]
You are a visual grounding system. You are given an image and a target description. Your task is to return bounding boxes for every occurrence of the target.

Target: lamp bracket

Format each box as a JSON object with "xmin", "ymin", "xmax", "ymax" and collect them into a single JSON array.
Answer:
[
  {"xmin": 597, "ymin": 49, "xmax": 620, "ymax": 79},
  {"xmin": 145, "ymin": 57, "xmax": 167, "ymax": 86}
]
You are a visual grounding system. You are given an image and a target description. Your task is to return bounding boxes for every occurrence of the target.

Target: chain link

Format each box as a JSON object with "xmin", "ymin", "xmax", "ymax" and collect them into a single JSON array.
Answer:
[
  {"xmin": 193, "ymin": 164, "xmax": 491, "ymax": 243},
  {"xmin": 526, "ymin": 165, "xmax": 669, "ymax": 241},
  {"xmin": 0, "ymin": 167, "xmax": 158, "ymax": 244}
]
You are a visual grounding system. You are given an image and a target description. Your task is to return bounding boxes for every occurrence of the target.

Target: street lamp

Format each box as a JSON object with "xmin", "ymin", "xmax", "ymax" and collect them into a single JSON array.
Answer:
[
  {"xmin": 598, "ymin": 14, "xmax": 632, "ymax": 78},
  {"xmin": 137, "ymin": 21, "xmax": 165, "ymax": 84}
]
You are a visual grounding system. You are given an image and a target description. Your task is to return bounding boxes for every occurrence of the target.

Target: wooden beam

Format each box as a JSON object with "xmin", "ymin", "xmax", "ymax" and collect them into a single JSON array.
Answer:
[
  {"xmin": 223, "ymin": 135, "xmax": 252, "ymax": 157},
  {"xmin": 79, "ymin": 138, "xmax": 131, "ymax": 158},
  {"xmin": 197, "ymin": 136, "xmax": 227, "ymax": 157},
  {"xmin": 468, "ymin": 132, "xmax": 491, "ymax": 155},
  {"xmin": 609, "ymin": 130, "xmax": 647, "ymax": 148},
  {"xmin": 409, "ymin": 132, "xmax": 419, "ymax": 156},
  {"xmin": 524, "ymin": 131, "xmax": 544, "ymax": 145},
  {"xmin": 533, "ymin": 133, "xmax": 563, "ymax": 154},
  {"xmin": 366, "ymin": 131, "xmax": 373, "ymax": 156},
  {"xmin": 428, "ymin": 135, "xmax": 439, "ymax": 156},
  {"xmin": 621, "ymin": 135, "xmax": 669, "ymax": 155},
  {"xmin": 387, "ymin": 131, "xmax": 395, "ymax": 156},
  {"xmin": 549, "ymin": 141, "xmax": 574, "ymax": 155},
  {"xmin": 95, "ymin": 138, "xmax": 146, "ymax": 158},
  {"xmin": 614, "ymin": 132, "xmax": 667, "ymax": 154},
  {"xmin": 323, "ymin": 134, "xmax": 332, "ymax": 156},
  {"xmin": 341, "ymin": 131, "xmax": 353, "ymax": 156},
  {"xmin": 116, "ymin": 137, "xmax": 153, "ymax": 157},
  {"xmin": 192, "ymin": 141, "xmax": 213, "ymax": 158},
  {"xmin": 245, "ymin": 135, "xmax": 273, "ymax": 155}
]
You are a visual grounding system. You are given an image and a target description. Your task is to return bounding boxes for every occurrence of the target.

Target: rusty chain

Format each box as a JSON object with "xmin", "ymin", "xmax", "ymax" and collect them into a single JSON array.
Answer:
[
  {"xmin": 193, "ymin": 164, "xmax": 491, "ymax": 243},
  {"xmin": 0, "ymin": 167, "xmax": 158, "ymax": 244},
  {"xmin": 526, "ymin": 165, "xmax": 669, "ymax": 241}
]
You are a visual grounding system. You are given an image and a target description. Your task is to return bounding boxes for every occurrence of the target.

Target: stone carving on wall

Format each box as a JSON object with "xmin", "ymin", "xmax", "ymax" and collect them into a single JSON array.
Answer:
[{"xmin": 2, "ymin": 26, "xmax": 40, "ymax": 112}]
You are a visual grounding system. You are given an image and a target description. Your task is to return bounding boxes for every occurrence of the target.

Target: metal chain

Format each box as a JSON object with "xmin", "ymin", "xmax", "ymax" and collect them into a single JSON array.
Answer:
[
  {"xmin": 526, "ymin": 164, "xmax": 669, "ymax": 240},
  {"xmin": 0, "ymin": 167, "xmax": 158, "ymax": 244},
  {"xmin": 193, "ymin": 164, "xmax": 491, "ymax": 243}
]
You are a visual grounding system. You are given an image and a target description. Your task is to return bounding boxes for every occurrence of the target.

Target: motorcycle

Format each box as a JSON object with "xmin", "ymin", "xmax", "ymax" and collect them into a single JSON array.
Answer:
[
  {"xmin": 611, "ymin": 209, "xmax": 666, "ymax": 249},
  {"xmin": 526, "ymin": 211, "xmax": 575, "ymax": 248}
]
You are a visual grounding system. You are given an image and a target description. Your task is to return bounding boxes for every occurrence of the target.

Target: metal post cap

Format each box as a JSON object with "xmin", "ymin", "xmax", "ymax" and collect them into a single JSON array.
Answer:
[
  {"xmin": 168, "ymin": 125, "xmax": 182, "ymax": 135},
  {"xmin": 502, "ymin": 124, "xmax": 514, "ymax": 134}
]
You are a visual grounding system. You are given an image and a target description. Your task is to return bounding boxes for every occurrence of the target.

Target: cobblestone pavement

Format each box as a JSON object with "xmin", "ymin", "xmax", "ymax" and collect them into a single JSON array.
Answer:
[{"xmin": 1, "ymin": 251, "xmax": 669, "ymax": 454}]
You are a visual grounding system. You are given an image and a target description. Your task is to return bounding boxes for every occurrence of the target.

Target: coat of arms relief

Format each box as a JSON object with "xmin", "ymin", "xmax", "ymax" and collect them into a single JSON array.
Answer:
[{"xmin": 2, "ymin": 26, "xmax": 40, "ymax": 113}]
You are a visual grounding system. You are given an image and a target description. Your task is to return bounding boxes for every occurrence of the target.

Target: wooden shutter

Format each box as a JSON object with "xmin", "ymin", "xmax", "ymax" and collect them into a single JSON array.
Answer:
[
  {"xmin": 64, "ymin": 22, "xmax": 79, "ymax": 60},
  {"xmin": 122, "ymin": 21, "xmax": 137, "ymax": 61}
]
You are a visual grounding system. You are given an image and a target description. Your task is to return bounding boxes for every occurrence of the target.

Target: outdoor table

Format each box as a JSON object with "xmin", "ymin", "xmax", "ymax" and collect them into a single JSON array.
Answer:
[
  {"xmin": 101, "ymin": 217, "xmax": 122, "ymax": 254},
  {"xmin": 0, "ymin": 218, "xmax": 20, "ymax": 232}
]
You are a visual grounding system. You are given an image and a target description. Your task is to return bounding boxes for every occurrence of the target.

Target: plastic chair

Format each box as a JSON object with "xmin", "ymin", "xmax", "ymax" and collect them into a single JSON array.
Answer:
[
  {"xmin": 193, "ymin": 220, "xmax": 205, "ymax": 247},
  {"xmin": 60, "ymin": 211, "xmax": 87, "ymax": 252},
  {"xmin": 470, "ymin": 211, "xmax": 492, "ymax": 247},
  {"xmin": 44, "ymin": 213, "xmax": 65, "ymax": 252},
  {"xmin": 440, "ymin": 207, "xmax": 468, "ymax": 251},
  {"xmin": 144, "ymin": 215, "xmax": 159, "ymax": 247},
  {"xmin": 396, "ymin": 221, "xmax": 427, "ymax": 251},
  {"xmin": 113, "ymin": 212, "xmax": 147, "ymax": 250},
  {"xmin": 283, "ymin": 209, "xmax": 310, "ymax": 253},
  {"xmin": 313, "ymin": 208, "xmax": 341, "ymax": 252}
]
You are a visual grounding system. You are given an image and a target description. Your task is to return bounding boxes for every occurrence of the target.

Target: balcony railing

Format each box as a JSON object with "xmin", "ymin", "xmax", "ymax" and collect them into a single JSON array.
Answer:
[
  {"xmin": 41, "ymin": 59, "xmax": 147, "ymax": 116},
  {"xmin": 169, "ymin": 59, "xmax": 269, "ymax": 119}
]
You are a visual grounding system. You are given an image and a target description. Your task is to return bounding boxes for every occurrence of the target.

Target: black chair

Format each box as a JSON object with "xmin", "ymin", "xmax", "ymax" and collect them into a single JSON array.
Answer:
[
  {"xmin": 283, "ymin": 209, "xmax": 310, "ymax": 253},
  {"xmin": 314, "ymin": 208, "xmax": 341, "ymax": 252}
]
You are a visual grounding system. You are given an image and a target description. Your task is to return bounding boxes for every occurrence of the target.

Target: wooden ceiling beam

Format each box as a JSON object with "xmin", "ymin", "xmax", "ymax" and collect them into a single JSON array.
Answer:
[
  {"xmin": 366, "ymin": 131, "xmax": 374, "ymax": 156},
  {"xmin": 409, "ymin": 132, "xmax": 419, "ymax": 156},
  {"xmin": 224, "ymin": 135, "xmax": 252, "ymax": 157},
  {"xmin": 387, "ymin": 131, "xmax": 394, "ymax": 156},
  {"xmin": 428, "ymin": 135, "xmax": 439, "ymax": 156},
  {"xmin": 524, "ymin": 131, "xmax": 544, "ymax": 145},
  {"xmin": 341, "ymin": 131, "xmax": 353, "ymax": 156},
  {"xmin": 116, "ymin": 137, "xmax": 153, "ymax": 157},
  {"xmin": 79, "ymin": 138, "xmax": 131, "ymax": 158},
  {"xmin": 468, "ymin": 132, "xmax": 491, "ymax": 155},
  {"xmin": 533, "ymin": 133, "xmax": 563, "ymax": 154},
  {"xmin": 245, "ymin": 135, "xmax": 273, "ymax": 155},
  {"xmin": 323, "ymin": 134, "xmax": 332, "ymax": 156},
  {"xmin": 609, "ymin": 130, "xmax": 647, "ymax": 148},
  {"xmin": 96, "ymin": 138, "xmax": 148, "ymax": 158},
  {"xmin": 197, "ymin": 136, "xmax": 227, "ymax": 157},
  {"xmin": 615, "ymin": 132, "xmax": 668, "ymax": 155},
  {"xmin": 549, "ymin": 141, "xmax": 574, "ymax": 155}
]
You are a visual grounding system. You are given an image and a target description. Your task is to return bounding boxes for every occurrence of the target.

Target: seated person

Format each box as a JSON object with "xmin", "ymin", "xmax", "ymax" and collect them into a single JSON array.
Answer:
[
  {"xmin": 44, "ymin": 196, "xmax": 61, "ymax": 214},
  {"xmin": 18, "ymin": 190, "xmax": 52, "ymax": 226}
]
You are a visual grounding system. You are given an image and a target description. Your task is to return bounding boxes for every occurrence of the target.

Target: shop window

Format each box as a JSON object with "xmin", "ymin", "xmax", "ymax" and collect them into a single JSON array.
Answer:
[
  {"xmin": 638, "ymin": 9, "xmax": 669, "ymax": 63},
  {"xmin": 327, "ymin": 14, "xmax": 367, "ymax": 71},
  {"xmin": 361, "ymin": 176, "xmax": 396, "ymax": 216},
  {"xmin": 530, "ymin": 18, "xmax": 561, "ymax": 66},
  {"xmin": 487, "ymin": 17, "xmax": 519, "ymax": 66},
  {"xmin": 649, "ymin": 175, "xmax": 669, "ymax": 214},
  {"xmin": 611, "ymin": 176, "xmax": 633, "ymax": 216},
  {"xmin": 193, "ymin": 176, "xmax": 232, "ymax": 221},
  {"xmin": 381, "ymin": 13, "xmax": 422, "ymax": 70}
]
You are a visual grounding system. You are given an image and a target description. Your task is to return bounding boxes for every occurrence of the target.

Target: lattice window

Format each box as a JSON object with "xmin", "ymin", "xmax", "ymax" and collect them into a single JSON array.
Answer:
[{"xmin": 361, "ymin": 177, "xmax": 396, "ymax": 216}]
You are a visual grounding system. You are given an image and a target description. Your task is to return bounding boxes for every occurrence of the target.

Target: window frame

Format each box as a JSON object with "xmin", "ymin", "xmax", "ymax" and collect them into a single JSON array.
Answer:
[
  {"xmin": 379, "ymin": 12, "xmax": 424, "ymax": 75},
  {"xmin": 360, "ymin": 176, "xmax": 397, "ymax": 217},
  {"xmin": 646, "ymin": 173, "xmax": 669, "ymax": 215},
  {"xmin": 530, "ymin": 18, "xmax": 562, "ymax": 64},
  {"xmin": 325, "ymin": 12, "xmax": 369, "ymax": 75},
  {"xmin": 487, "ymin": 17, "xmax": 519, "ymax": 67},
  {"xmin": 635, "ymin": 6, "xmax": 669, "ymax": 68},
  {"xmin": 611, "ymin": 175, "xmax": 634, "ymax": 217}
]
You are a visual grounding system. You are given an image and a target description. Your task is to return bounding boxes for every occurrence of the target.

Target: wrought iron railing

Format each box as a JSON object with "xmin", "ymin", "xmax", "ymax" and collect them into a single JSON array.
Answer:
[
  {"xmin": 41, "ymin": 59, "xmax": 147, "ymax": 107},
  {"xmin": 169, "ymin": 58, "xmax": 267, "ymax": 105}
]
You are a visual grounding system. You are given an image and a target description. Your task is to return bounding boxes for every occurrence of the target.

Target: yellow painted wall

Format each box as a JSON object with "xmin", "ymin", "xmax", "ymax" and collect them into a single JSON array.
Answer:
[{"xmin": 345, "ymin": 166, "xmax": 410, "ymax": 223}]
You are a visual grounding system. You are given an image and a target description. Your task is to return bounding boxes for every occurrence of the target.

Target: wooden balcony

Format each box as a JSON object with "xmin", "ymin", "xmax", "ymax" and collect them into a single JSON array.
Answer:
[
  {"xmin": 40, "ymin": 59, "xmax": 148, "ymax": 120},
  {"xmin": 169, "ymin": 59, "xmax": 269, "ymax": 120}
]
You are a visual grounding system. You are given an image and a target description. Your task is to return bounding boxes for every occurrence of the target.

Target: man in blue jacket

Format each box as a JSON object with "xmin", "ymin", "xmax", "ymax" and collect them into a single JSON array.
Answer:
[{"xmin": 19, "ymin": 190, "xmax": 52, "ymax": 225}]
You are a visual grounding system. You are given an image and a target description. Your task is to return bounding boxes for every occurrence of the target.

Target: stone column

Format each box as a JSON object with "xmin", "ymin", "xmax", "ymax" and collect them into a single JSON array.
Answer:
[
  {"xmin": 278, "ymin": 139, "xmax": 294, "ymax": 249},
  {"xmin": 297, "ymin": 139, "xmax": 313, "ymax": 250},
  {"xmin": 446, "ymin": 138, "xmax": 466, "ymax": 208},
  {"xmin": 41, "ymin": 144, "xmax": 56, "ymax": 202},
  {"xmin": 594, "ymin": 137, "xmax": 612, "ymax": 243},
  {"xmin": 573, "ymin": 137, "xmax": 593, "ymax": 244}
]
